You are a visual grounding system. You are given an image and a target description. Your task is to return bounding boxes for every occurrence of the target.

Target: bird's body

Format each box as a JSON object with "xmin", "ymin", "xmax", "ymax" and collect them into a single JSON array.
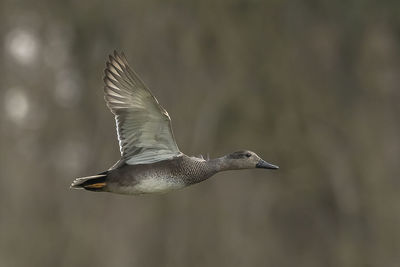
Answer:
[
  {"xmin": 71, "ymin": 51, "xmax": 278, "ymax": 195},
  {"xmin": 102, "ymin": 155, "xmax": 214, "ymax": 194}
]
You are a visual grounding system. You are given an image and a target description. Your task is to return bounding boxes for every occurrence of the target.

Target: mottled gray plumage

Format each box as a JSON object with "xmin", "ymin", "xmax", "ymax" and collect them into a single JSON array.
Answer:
[
  {"xmin": 105, "ymin": 155, "xmax": 215, "ymax": 194},
  {"xmin": 71, "ymin": 51, "xmax": 278, "ymax": 195}
]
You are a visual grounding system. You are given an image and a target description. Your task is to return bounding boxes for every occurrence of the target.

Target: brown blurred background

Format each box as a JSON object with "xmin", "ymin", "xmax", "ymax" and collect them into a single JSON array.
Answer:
[{"xmin": 1, "ymin": 1, "xmax": 399, "ymax": 266}]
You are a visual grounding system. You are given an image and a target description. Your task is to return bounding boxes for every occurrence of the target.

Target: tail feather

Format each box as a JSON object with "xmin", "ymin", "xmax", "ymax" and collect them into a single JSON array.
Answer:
[{"xmin": 71, "ymin": 173, "xmax": 107, "ymax": 191}]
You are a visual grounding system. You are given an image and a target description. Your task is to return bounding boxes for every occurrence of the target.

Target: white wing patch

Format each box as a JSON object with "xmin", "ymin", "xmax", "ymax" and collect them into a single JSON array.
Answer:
[{"xmin": 126, "ymin": 151, "xmax": 183, "ymax": 165}]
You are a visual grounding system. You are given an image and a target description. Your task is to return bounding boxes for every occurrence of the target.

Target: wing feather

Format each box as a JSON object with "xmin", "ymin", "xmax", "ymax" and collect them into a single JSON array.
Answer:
[{"xmin": 103, "ymin": 51, "xmax": 181, "ymax": 166}]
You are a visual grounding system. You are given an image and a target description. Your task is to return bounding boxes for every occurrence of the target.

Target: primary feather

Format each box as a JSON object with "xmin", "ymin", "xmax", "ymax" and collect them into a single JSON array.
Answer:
[{"xmin": 103, "ymin": 51, "xmax": 181, "ymax": 167}]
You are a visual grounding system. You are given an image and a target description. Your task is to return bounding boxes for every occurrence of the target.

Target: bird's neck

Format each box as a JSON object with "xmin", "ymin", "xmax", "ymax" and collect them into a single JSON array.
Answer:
[{"xmin": 206, "ymin": 156, "xmax": 232, "ymax": 172}]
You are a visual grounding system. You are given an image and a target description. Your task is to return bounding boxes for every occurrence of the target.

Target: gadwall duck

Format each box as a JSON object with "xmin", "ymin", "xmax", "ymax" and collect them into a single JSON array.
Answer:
[{"xmin": 71, "ymin": 51, "xmax": 278, "ymax": 195}]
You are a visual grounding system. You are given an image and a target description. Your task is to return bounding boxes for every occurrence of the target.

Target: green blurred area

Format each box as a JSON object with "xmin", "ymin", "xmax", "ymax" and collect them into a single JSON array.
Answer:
[{"xmin": 1, "ymin": 1, "xmax": 399, "ymax": 266}]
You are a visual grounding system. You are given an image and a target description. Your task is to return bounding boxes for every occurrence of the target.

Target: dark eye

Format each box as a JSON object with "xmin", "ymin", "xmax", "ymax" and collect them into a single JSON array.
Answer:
[{"xmin": 245, "ymin": 153, "xmax": 251, "ymax": 158}]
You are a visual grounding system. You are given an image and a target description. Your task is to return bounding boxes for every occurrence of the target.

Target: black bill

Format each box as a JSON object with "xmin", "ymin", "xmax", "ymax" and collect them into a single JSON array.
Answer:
[{"xmin": 256, "ymin": 160, "xmax": 279, "ymax": 169}]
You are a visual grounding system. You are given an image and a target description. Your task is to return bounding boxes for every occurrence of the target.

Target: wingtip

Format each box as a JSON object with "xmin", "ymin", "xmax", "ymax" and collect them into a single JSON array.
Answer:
[
  {"xmin": 111, "ymin": 50, "xmax": 122, "ymax": 61},
  {"xmin": 108, "ymin": 49, "xmax": 126, "ymax": 63},
  {"xmin": 113, "ymin": 51, "xmax": 126, "ymax": 66},
  {"xmin": 119, "ymin": 52, "xmax": 129, "ymax": 66}
]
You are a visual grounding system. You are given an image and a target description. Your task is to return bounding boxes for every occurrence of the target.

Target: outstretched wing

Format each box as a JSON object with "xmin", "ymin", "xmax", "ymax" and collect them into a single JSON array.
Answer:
[{"xmin": 103, "ymin": 51, "xmax": 181, "ymax": 166}]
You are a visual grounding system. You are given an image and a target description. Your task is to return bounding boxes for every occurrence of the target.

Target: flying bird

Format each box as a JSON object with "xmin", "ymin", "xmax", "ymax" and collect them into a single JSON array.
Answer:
[{"xmin": 71, "ymin": 51, "xmax": 278, "ymax": 195}]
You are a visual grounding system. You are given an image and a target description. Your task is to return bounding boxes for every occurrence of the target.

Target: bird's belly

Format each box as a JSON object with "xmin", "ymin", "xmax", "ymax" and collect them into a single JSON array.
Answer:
[
  {"xmin": 110, "ymin": 176, "xmax": 186, "ymax": 195},
  {"xmin": 136, "ymin": 177, "xmax": 186, "ymax": 193}
]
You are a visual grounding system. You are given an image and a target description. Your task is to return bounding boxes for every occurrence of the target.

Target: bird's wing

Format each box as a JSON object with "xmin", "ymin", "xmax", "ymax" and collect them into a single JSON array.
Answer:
[{"xmin": 103, "ymin": 51, "xmax": 181, "ymax": 166}]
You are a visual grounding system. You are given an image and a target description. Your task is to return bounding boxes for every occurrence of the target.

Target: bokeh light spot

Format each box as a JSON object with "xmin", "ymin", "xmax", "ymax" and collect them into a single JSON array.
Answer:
[
  {"xmin": 5, "ymin": 28, "xmax": 39, "ymax": 65},
  {"xmin": 4, "ymin": 88, "xmax": 29, "ymax": 124},
  {"xmin": 54, "ymin": 69, "xmax": 81, "ymax": 107}
]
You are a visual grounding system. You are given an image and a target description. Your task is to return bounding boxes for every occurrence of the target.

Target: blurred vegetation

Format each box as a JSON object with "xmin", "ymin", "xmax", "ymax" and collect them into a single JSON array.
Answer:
[{"xmin": 1, "ymin": 1, "xmax": 400, "ymax": 266}]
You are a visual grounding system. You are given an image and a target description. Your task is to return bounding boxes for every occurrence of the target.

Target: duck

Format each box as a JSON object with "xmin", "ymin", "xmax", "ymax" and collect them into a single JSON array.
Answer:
[{"xmin": 71, "ymin": 51, "xmax": 278, "ymax": 195}]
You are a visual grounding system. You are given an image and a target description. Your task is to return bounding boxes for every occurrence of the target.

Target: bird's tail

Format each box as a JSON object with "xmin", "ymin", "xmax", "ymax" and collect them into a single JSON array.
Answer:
[{"xmin": 70, "ymin": 172, "xmax": 108, "ymax": 192}]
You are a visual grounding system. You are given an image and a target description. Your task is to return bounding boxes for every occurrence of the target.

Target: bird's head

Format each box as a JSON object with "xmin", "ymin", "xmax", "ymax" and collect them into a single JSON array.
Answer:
[{"xmin": 223, "ymin": 150, "xmax": 279, "ymax": 170}]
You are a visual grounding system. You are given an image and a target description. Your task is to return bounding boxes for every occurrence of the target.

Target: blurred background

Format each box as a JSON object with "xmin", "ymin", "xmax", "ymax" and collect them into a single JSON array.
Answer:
[{"xmin": 1, "ymin": 1, "xmax": 399, "ymax": 266}]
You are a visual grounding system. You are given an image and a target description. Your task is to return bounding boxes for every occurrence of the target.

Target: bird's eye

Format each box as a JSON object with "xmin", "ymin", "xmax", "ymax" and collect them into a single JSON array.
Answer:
[{"xmin": 245, "ymin": 153, "xmax": 251, "ymax": 158}]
